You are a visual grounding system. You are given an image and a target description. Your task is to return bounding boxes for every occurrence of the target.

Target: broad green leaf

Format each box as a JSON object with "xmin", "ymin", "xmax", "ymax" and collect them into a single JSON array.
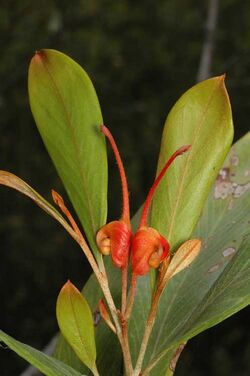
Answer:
[
  {"xmin": 129, "ymin": 133, "xmax": 250, "ymax": 374},
  {"xmin": 150, "ymin": 76, "xmax": 234, "ymax": 250},
  {"xmin": 0, "ymin": 170, "xmax": 78, "ymax": 241},
  {"xmin": 56, "ymin": 280, "xmax": 98, "ymax": 375},
  {"xmin": 0, "ymin": 330, "xmax": 84, "ymax": 376},
  {"xmin": 28, "ymin": 49, "xmax": 107, "ymax": 255}
]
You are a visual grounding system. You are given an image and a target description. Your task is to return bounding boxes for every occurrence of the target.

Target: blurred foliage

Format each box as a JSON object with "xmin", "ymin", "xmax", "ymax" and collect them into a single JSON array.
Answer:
[{"xmin": 0, "ymin": 0, "xmax": 249, "ymax": 375}]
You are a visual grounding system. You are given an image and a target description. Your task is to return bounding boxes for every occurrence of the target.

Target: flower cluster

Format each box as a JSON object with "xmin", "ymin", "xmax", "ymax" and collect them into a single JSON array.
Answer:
[{"xmin": 96, "ymin": 125, "xmax": 191, "ymax": 276}]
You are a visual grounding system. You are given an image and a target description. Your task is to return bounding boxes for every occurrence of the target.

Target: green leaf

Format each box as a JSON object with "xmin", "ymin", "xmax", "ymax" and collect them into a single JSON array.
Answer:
[
  {"xmin": 54, "ymin": 263, "xmax": 123, "ymax": 376},
  {"xmin": 28, "ymin": 49, "xmax": 107, "ymax": 255},
  {"xmin": 150, "ymin": 76, "xmax": 234, "ymax": 250},
  {"xmin": 56, "ymin": 280, "xmax": 98, "ymax": 375},
  {"xmin": 129, "ymin": 133, "xmax": 250, "ymax": 374},
  {"xmin": 0, "ymin": 330, "xmax": 84, "ymax": 376}
]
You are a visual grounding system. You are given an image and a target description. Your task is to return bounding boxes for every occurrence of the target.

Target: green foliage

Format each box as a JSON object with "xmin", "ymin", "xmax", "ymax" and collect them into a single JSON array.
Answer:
[
  {"xmin": 0, "ymin": 330, "xmax": 84, "ymax": 376},
  {"xmin": 150, "ymin": 76, "xmax": 234, "ymax": 249},
  {"xmin": 56, "ymin": 281, "xmax": 98, "ymax": 374},
  {"xmin": 130, "ymin": 134, "xmax": 250, "ymax": 374},
  {"xmin": 54, "ymin": 264, "xmax": 123, "ymax": 376},
  {"xmin": 1, "ymin": 49, "xmax": 249, "ymax": 376},
  {"xmin": 28, "ymin": 49, "xmax": 107, "ymax": 256},
  {"xmin": 1, "ymin": 2, "xmax": 250, "ymax": 375}
]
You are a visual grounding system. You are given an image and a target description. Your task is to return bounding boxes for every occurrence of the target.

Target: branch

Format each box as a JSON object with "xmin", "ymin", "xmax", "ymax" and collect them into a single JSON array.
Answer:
[{"xmin": 197, "ymin": 0, "xmax": 219, "ymax": 82}]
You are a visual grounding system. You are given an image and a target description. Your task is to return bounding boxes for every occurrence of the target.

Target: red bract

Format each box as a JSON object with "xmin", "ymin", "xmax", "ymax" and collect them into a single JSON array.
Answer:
[
  {"xmin": 132, "ymin": 145, "xmax": 191, "ymax": 276},
  {"xmin": 96, "ymin": 125, "xmax": 131, "ymax": 269}
]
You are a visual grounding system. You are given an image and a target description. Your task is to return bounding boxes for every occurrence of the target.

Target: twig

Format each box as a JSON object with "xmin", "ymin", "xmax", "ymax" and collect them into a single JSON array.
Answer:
[
  {"xmin": 133, "ymin": 281, "xmax": 164, "ymax": 376},
  {"xmin": 121, "ymin": 263, "xmax": 128, "ymax": 315},
  {"xmin": 125, "ymin": 273, "xmax": 137, "ymax": 319},
  {"xmin": 197, "ymin": 0, "xmax": 219, "ymax": 82}
]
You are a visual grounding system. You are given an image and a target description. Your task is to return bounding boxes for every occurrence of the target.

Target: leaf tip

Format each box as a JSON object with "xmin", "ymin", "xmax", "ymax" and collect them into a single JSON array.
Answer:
[
  {"xmin": 62, "ymin": 279, "xmax": 73, "ymax": 291},
  {"xmin": 33, "ymin": 49, "xmax": 47, "ymax": 62},
  {"xmin": 164, "ymin": 238, "xmax": 202, "ymax": 281},
  {"xmin": 51, "ymin": 189, "xmax": 63, "ymax": 206},
  {"xmin": 219, "ymin": 73, "xmax": 226, "ymax": 81}
]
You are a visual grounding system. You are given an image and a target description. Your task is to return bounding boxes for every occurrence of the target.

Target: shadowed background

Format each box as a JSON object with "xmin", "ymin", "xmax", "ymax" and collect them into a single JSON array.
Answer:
[{"xmin": 0, "ymin": 0, "xmax": 249, "ymax": 375}]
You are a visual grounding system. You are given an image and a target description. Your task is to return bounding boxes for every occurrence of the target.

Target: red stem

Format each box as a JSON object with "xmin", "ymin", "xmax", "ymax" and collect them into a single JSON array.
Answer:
[
  {"xmin": 101, "ymin": 125, "xmax": 130, "ymax": 225},
  {"xmin": 139, "ymin": 145, "xmax": 191, "ymax": 227}
]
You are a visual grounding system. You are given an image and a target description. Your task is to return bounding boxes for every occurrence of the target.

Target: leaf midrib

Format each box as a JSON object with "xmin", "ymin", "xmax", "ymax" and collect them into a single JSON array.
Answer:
[
  {"xmin": 69, "ymin": 291, "xmax": 95, "ymax": 368},
  {"xmin": 147, "ymin": 235, "xmax": 249, "ymax": 371},
  {"xmin": 167, "ymin": 77, "xmax": 224, "ymax": 242},
  {"xmin": 41, "ymin": 56, "xmax": 97, "ymax": 238}
]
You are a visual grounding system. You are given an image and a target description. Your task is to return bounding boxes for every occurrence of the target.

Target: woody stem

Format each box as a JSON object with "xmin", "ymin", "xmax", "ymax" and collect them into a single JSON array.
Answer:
[
  {"xmin": 51, "ymin": 191, "xmax": 134, "ymax": 372},
  {"xmin": 133, "ymin": 279, "xmax": 166, "ymax": 376},
  {"xmin": 119, "ymin": 315, "xmax": 134, "ymax": 375},
  {"xmin": 77, "ymin": 235, "xmax": 135, "ymax": 375},
  {"xmin": 125, "ymin": 273, "xmax": 137, "ymax": 319},
  {"xmin": 76, "ymin": 236, "xmax": 120, "ymax": 330},
  {"xmin": 52, "ymin": 190, "xmax": 124, "ymax": 339},
  {"xmin": 78, "ymin": 237, "xmax": 135, "ymax": 376},
  {"xmin": 121, "ymin": 262, "xmax": 128, "ymax": 314}
]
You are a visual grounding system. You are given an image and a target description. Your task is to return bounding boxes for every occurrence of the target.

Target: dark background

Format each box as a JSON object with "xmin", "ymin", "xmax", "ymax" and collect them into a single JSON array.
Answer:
[{"xmin": 0, "ymin": 0, "xmax": 249, "ymax": 375}]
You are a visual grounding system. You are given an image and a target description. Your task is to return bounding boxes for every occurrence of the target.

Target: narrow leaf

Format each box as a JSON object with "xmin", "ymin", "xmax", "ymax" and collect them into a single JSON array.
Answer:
[
  {"xmin": 28, "ymin": 49, "xmax": 107, "ymax": 254},
  {"xmin": 56, "ymin": 280, "xmax": 98, "ymax": 375},
  {"xmin": 150, "ymin": 76, "xmax": 234, "ymax": 250},
  {"xmin": 0, "ymin": 330, "xmax": 83, "ymax": 376},
  {"xmin": 0, "ymin": 171, "xmax": 78, "ymax": 241}
]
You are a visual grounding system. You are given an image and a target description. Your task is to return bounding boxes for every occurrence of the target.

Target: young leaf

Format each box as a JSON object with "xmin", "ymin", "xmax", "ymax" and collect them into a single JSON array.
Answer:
[
  {"xmin": 150, "ymin": 76, "xmax": 234, "ymax": 250},
  {"xmin": 56, "ymin": 280, "xmax": 98, "ymax": 375},
  {"xmin": 54, "ymin": 262, "xmax": 123, "ymax": 376},
  {"xmin": 28, "ymin": 49, "xmax": 107, "ymax": 255},
  {"xmin": 164, "ymin": 239, "xmax": 202, "ymax": 281},
  {"xmin": 0, "ymin": 330, "xmax": 84, "ymax": 376}
]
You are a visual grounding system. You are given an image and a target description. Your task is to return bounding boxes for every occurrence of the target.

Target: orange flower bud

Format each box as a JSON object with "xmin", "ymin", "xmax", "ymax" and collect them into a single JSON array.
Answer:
[
  {"xmin": 132, "ymin": 145, "xmax": 191, "ymax": 276},
  {"xmin": 96, "ymin": 125, "xmax": 131, "ymax": 269}
]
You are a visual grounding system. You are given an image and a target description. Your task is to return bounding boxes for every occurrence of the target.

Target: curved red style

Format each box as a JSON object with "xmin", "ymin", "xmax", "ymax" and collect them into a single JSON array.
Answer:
[
  {"xmin": 131, "ymin": 145, "xmax": 191, "ymax": 276},
  {"xmin": 96, "ymin": 126, "xmax": 131, "ymax": 269}
]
